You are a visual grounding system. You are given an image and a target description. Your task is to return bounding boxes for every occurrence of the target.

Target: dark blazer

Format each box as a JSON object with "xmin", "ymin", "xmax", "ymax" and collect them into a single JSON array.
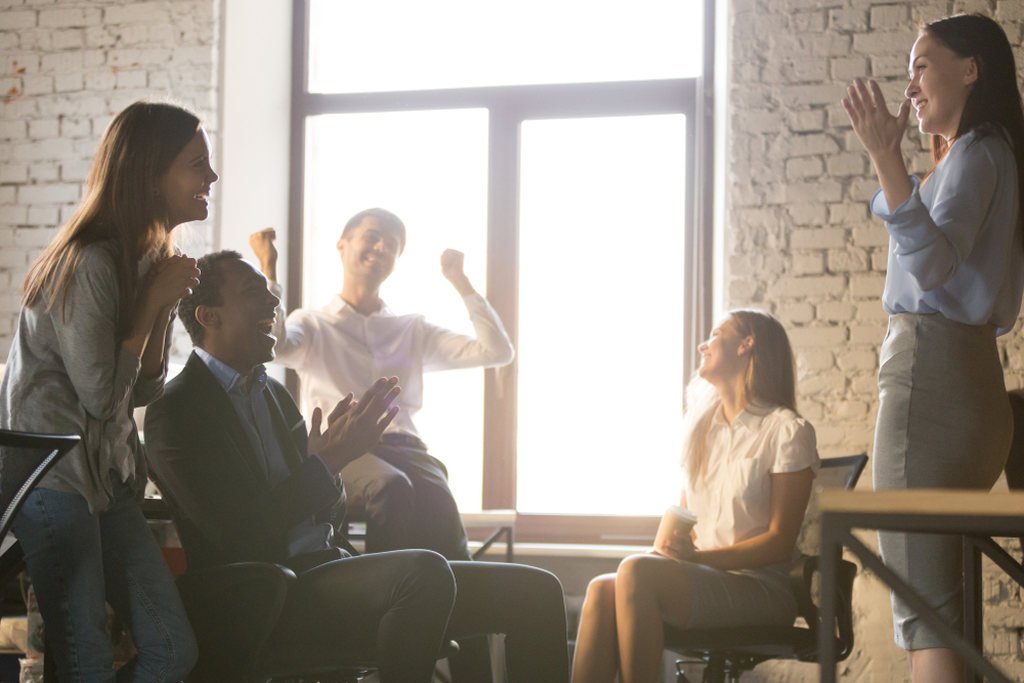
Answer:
[{"xmin": 144, "ymin": 352, "xmax": 344, "ymax": 571}]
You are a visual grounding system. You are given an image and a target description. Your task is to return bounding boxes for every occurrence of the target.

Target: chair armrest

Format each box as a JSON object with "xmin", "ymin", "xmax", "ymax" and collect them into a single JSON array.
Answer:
[
  {"xmin": 176, "ymin": 562, "xmax": 296, "ymax": 680},
  {"xmin": 787, "ymin": 554, "xmax": 820, "ymax": 626},
  {"xmin": 788, "ymin": 554, "xmax": 858, "ymax": 661}
]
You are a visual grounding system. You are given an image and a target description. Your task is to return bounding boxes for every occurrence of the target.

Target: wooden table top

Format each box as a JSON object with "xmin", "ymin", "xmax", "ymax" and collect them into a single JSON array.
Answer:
[{"xmin": 821, "ymin": 489, "xmax": 1024, "ymax": 518}]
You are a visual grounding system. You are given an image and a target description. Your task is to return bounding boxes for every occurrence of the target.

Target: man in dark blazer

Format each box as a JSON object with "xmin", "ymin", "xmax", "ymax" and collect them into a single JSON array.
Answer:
[{"xmin": 144, "ymin": 251, "xmax": 569, "ymax": 683}]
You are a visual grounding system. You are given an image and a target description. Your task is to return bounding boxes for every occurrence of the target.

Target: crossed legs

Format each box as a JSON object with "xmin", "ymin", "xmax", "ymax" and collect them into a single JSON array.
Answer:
[
  {"xmin": 572, "ymin": 554, "xmax": 796, "ymax": 683},
  {"xmin": 267, "ymin": 550, "xmax": 456, "ymax": 682},
  {"xmin": 572, "ymin": 555, "xmax": 691, "ymax": 683}
]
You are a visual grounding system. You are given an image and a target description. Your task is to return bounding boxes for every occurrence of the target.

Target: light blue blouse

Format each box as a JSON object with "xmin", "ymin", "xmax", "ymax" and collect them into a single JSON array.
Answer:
[{"xmin": 871, "ymin": 127, "xmax": 1024, "ymax": 336}]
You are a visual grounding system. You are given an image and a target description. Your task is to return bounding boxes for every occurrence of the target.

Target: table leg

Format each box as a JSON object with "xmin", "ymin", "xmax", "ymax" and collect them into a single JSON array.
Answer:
[
  {"xmin": 819, "ymin": 518, "xmax": 840, "ymax": 683},
  {"xmin": 963, "ymin": 535, "xmax": 983, "ymax": 683}
]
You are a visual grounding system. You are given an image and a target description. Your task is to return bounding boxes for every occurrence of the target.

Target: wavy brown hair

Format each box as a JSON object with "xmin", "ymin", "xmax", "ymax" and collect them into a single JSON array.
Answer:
[
  {"xmin": 22, "ymin": 101, "xmax": 201, "ymax": 337},
  {"xmin": 682, "ymin": 309, "xmax": 798, "ymax": 487}
]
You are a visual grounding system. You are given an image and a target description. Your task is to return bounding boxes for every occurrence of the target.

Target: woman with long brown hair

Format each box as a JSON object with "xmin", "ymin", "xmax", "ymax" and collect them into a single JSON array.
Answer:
[
  {"xmin": 843, "ymin": 13, "xmax": 1024, "ymax": 681},
  {"xmin": 571, "ymin": 309, "xmax": 818, "ymax": 683},
  {"xmin": 0, "ymin": 101, "xmax": 214, "ymax": 680}
]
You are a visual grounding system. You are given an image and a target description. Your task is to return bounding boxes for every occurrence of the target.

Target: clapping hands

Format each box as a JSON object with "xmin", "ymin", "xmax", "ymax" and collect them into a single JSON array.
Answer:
[
  {"xmin": 841, "ymin": 78, "xmax": 911, "ymax": 158},
  {"xmin": 308, "ymin": 377, "xmax": 401, "ymax": 473}
]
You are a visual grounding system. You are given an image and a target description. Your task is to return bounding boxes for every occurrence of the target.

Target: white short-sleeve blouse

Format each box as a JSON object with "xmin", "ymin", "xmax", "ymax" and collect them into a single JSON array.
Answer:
[{"xmin": 686, "ymin": 404, "xmax": 818, "ymax": 551}]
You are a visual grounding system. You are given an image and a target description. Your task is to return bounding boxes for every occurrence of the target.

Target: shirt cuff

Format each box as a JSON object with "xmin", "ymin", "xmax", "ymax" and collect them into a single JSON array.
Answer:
[
  {"xmin": 301, "ymin": 454, "xmax": 344, "ymax": 509},
  {"xmin": 870, "ymin": 175, "xmax": 922, "ymax": 220}
]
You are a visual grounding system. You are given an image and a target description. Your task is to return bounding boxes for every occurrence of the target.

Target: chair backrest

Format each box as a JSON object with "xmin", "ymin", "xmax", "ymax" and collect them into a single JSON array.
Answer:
[
  {"xmin": 0, "ymin": 430, "xmax": 80, "ymax": 540},
  {"xmin": 817, "ymin": 453, "xmax": 868, "ymax": 491},
  {"xmin": 798, "ymin": 453, "xmax": 868, "ymax": 555}
]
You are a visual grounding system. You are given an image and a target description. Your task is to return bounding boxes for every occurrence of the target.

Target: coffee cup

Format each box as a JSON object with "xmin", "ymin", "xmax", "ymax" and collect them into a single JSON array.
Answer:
[{"xmin": 653, "ymin": 505, "xmax": 698, "ymax": 561}]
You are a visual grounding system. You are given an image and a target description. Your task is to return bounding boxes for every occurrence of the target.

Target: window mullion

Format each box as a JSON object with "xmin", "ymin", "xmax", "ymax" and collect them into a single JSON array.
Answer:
[{"xmin": 483, "ymin": 103, "xmax": 520, "ymax": 510}]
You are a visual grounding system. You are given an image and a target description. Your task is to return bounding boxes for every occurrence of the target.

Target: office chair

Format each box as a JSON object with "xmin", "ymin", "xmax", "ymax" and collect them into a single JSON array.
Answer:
[
  {"xmin": 665, "ymin": 453, "xmax": 867, "ymax": 683},
  {"xmin": 0, "ymin": 430, "xmax": 80, "ymax": 587},
  {"xmin": 0, "ymin": 430, "xmax": 80, "ymax": 682}
]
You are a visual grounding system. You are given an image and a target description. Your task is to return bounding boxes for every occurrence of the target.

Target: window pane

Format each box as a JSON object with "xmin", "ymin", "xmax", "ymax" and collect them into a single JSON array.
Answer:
[
  {"xmin": 308, "ymin": 0, "xmax": 702, "ymax": 94},
  {"xmin": 303, "ymin": 109, "xmax": 489, "ymax": 509},
  {"xmin": 516, "ymin": 115, "xmax": 687, "ymax": 515}
]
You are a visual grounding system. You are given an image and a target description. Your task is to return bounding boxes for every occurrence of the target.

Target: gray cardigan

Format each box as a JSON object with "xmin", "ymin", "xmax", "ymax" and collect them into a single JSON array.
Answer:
[{"xmin": 0, "ymin": 241, "xmax": 170, "ymax": 512}]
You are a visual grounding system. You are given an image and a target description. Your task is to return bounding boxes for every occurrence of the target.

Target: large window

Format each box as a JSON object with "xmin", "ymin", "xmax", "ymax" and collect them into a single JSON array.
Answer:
[{"xmin": 290, "ymin": 0, "xmax": 714, "ymax": 542}]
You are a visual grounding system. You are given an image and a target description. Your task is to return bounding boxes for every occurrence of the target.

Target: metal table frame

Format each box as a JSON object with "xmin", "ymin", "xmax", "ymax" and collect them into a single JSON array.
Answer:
[{"xmin": 818, "ymin": 490, "xmax": 1024, "ymax": 683}]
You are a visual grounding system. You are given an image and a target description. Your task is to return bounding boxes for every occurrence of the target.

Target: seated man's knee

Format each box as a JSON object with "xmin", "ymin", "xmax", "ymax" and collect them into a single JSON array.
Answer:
[
  {"xmin": 368, "ymin": 470, "xmax": 414, "ymax": 504},
  {"xmin": 524, "ymin": 565, "xmax": 565, "ymax": 604},
  {"xmin": 399, "ymin": 549, "xmax": 456, "ymax": 600}
]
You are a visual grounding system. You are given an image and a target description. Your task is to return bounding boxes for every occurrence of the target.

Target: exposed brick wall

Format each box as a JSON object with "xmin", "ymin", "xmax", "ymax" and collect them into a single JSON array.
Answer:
[
  {"xmin": 0, "ymin": 0, "xmax": 218, "ymax": 357},
  {"xmin": 727, "ymin": 0, "xmax": 1024, "ymax": 679}
]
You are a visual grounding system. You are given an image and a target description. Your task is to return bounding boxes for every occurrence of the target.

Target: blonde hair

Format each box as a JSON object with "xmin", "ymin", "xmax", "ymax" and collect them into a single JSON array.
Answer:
[
  {"xmin": 681, "ymin": 308, "xmax": 798, "ymax": 487},
  {"xmin": 22, "ymin": 101, "xmax": 201, "ymax": 338}
]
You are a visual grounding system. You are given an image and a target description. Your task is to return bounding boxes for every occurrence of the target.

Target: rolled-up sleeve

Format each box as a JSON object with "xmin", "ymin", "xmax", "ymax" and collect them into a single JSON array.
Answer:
[{"xmin": 422, "ymin": 293, "xmax": 514, "ymax": 370}]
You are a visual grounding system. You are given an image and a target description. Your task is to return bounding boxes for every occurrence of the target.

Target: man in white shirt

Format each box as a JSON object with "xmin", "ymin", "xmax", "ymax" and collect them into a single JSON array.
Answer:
[{"xmin": 250, "ymin": 208, "xmax": 514, "ymax": 561}]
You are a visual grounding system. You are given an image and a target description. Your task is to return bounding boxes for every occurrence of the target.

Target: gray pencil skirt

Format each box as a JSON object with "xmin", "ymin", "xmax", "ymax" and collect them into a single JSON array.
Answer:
[{"xmin": 873, "ymin": 313, "xmax": 1011, "ymax": 650}]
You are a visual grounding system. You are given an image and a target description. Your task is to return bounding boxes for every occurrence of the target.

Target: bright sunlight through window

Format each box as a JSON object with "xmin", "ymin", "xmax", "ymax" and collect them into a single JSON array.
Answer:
[
  {"xmin": 300, "ymin": 0, "xmax": 704, "ymax": 519},
  {"xmin": 516, "ymin": 115, "xmax": 688, "ymax": 515},
  {"xmin": 308, "ymin": 0, "xmax": 701, "ymax": 93}
]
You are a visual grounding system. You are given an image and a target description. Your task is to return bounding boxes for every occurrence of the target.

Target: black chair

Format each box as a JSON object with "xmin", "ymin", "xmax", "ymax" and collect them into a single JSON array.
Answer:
[
  {"xmin": 0, "ymin": 430, "xmax": 80, "ymax": 587},
  {"xmin": 666, "ymin": 453, "xmax": 867, "ymax": 683},
  {"xmin": 0, "ymin": 429, "xmax": 80, "ymax": 681}
]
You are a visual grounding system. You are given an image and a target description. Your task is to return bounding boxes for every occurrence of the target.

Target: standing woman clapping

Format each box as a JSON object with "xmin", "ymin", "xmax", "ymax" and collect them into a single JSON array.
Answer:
[
  {"xmin": 0, "ymin": 101, "xmax": 216, "ymax": 681},
  {"xmin": 842, "ymin": 14, "xmax": 1024, "ymax": 682}
]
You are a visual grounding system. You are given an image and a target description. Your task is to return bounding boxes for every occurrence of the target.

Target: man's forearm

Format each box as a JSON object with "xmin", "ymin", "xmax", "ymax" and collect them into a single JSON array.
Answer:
[{"xmin": 449, "ymin": 274, "xmax": 476, "ymax": 297}]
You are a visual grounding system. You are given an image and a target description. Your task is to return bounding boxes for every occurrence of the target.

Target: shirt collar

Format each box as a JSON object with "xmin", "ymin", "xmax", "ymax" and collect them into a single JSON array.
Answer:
[
  {"xmin": 710, "ymin": 402, "xmax": 771, "ymax": 432},
  {"xmin": 195, "ymin": 347, "xmax": 267, "ymax": 395},
  {"xmin": 329, "ymin": 294, "xmax": 394, "ymax": 318}
]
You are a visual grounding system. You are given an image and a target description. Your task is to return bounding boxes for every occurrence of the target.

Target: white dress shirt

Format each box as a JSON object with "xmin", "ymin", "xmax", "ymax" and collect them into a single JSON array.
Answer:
[
  {"xmin": 686, "ymin": 404, "xmax": 818, "ymax": 552},
  {"xmin": 269, "ymin": 282, "xmax": 514, "ymax": 437},
  {"xmin": 871, "ymin": 127, "xmax": 1024, "ymax": 335}
]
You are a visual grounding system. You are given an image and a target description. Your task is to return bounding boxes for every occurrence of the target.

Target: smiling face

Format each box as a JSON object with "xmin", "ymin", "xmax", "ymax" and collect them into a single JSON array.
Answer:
[
  {"xmin": 197, "ymin": 258, "xmax": 280, "ymax": 376},
  {"xmin": 697, "ymin": 316, "xmax": 753, "ymax": 386},
  {"xmin": 157, "ymin": 128, "xmax": 218, "ymax": 229},
  {"xmin": 905, "ymin": 31, "xmax": 978, "ymax": 140},
  {"xmin": 337, "ymin": 215, "xmax": 403, "ymax": 285}
]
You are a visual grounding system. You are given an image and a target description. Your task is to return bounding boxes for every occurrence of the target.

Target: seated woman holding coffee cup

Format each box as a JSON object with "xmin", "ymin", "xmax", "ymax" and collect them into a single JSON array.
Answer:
[{"xmin": 571, "ymin": 309, "xmax": 818, "ymax": 683}]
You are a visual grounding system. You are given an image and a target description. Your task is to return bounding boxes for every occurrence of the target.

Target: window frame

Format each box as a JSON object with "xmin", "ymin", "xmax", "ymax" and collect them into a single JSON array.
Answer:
[{"xmin": 288, "ymin": 0, "xmax": 715, "ymax": 544}]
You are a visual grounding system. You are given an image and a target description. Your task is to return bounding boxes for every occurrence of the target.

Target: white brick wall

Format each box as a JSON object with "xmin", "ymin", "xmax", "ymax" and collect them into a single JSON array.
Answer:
[
  {"xmin": 727, "ymin": 0, "xmax": 1024, "ymax": 679},
  {"xmin": 0, "ymin": 0, "xmax": 218, "ymax": 357}
]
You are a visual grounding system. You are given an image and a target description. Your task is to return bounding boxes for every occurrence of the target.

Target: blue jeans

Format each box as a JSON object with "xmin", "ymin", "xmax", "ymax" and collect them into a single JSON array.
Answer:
[{"xmin": 13, "ymin": 478, "xmax": 197, "ymax": 682}]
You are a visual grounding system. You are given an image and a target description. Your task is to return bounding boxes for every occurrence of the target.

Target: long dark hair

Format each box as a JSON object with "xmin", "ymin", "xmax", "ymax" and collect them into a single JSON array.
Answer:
[
  {"xmin": 924, "ymin": 14, "xmax": 1024, "ymax": 244},
  {"xmin": 22, "ymin": 101, "xmax": 201, "ymax": 337}
]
